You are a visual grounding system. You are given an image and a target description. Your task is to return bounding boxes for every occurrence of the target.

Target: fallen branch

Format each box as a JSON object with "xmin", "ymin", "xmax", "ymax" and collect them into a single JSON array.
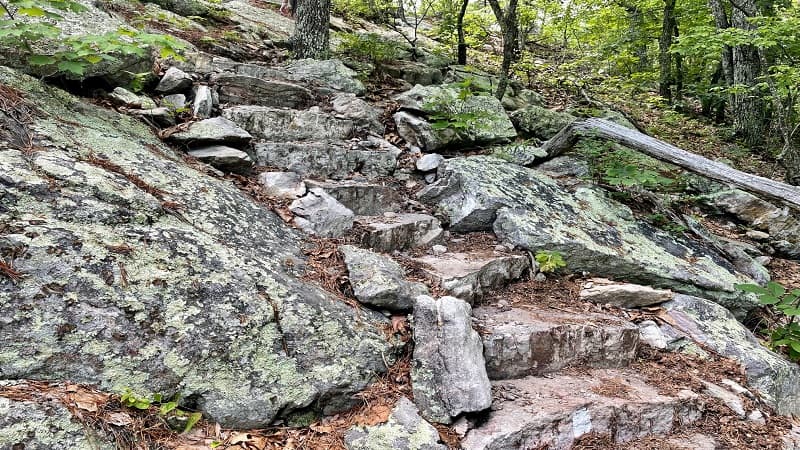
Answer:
[{"xmin": 541, "ymin": 118, "xmax": 800, "ymax": 210}]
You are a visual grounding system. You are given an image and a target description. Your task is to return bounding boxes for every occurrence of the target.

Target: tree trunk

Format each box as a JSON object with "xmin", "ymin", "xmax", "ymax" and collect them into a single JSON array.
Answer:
[
  {"xmin": 658, "ymin": 0, "xmax": 676, "ymax": 101},
  {"xmin": 541, "ymin": 118, "xmax": 800, "ymax": 209},
  {"xmin": 673, "ymin": 21, "xmax": 683, "ymax": 101},
  {"xmin": 730, "ymin": 0, "xmax": 764, "ymax": 146},
  {"xmin": 292, "ymin": 0, "xmax": 331, "ymax": 59},
  {"xmin": 487, "ymin": 0, "xmax": 518, "ymax": 101},
  {"xmin": 456, "ymin": 0, "xmax": 469, "ymax": 64},
  {"xmin": 625, "ymin": 5, "xmax": 649, "ymax": 72},
  {"xmin": 708, "ymin": 0, "xmax": 734, "ymax": 85}
]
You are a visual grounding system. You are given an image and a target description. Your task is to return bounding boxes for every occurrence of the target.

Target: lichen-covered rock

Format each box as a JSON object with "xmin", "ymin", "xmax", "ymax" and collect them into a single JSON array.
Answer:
[
  {"xmin": 394, "ymin": 85, "xmax": 517, "ymax": 150},
  {"xmin": 186, "ymin": 145, "xmax": 253, "ymax": 173},
  {"xmin": 490, "ymin": 144, "xmax": 547, "ymax": 166},
  {"xmin": 416, "ymin": 154, "xmax": 444, "ymax": 172},
  {"xmin": 212, "ymin": 74, "xmax": 315, "ymax": 108},
  {"xmin": 661, "ymin": 295, "xmax": 800, "ymax": 416},
  {"xmin": 340, "ymin": 246, "xmax": 428, "ymax": 311},
  {"xmin": 305, "ymin": 180, "xmax": 403, "ymax": 215},
  {"xmin": 345, "ymin": 397, "xmax": 446, "ymax": 450},
  {"xmin": 259, "ymin": 171, "xmax": 307, "ymax": 199},
  {"xmin": 382, "ymin": 60, "xmax": 444, "ymax": 86},
  {"xmin": 0, "ymin": 67, "xmax": 400, "ymax": 428},
  {"xmin": 419, "ymin": 156, "xmax": 758, "ymax": 316},
  {"xmin": 0, "ymin": 384, "xmax": 114, "ymax": 450},
  {"xmin": 331, "ymin": 93, "xmax": 384, "ymax": 135},
  {"xmin": 411, "ymin": 296, "xmax": 492, "ymax": 424},
  {"xmin": 394, "ymin": 111, "xmax": 443, "ymax": 150},
  {"xmin": 168, "ymin": 116, "xmax": 252, "ymax": 146},
  {"xmin": 290, "ymin": 188, "xmax": 355, "ymax": 237},
  {"xmin": 357, "ymin": 214, "xmax": 443, "ymax": 253},
  {"xmin": 286, "ymin": 59, "xmax": 365, "ymax": 95},
  {"xmin": 222, "ymin": 106, "xmax": 354, "ymax": 142},
  {"xmin": 510, "ymin": 106, "xmax": 576, "ymax": 141},
  {"xmin": 109, "ymin": 87, "xmax": 157, "ymax": 109}
]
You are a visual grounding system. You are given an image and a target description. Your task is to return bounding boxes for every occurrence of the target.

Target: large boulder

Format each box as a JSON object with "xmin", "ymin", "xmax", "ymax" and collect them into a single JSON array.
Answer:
[
  {"xmin": 394, "ymin": 85, "xmax": 517, "ymax": 151},
  {"xmin": 222, "ymin": 106, "xmax": 354, "ymax": 142},
  {"xmin": 286, "ymin": 59, "xmax": 366, "ymax": 95},
  {"xmin": 411, "ymin": 296, "xmax": 492, "ymax": 424},
  {"xmin": 0, "ymin": 67, "xmax": 400, "ymax": 428},
  {"xmin": 661, "ymin": 295, "xmax": 800, "ymax": 416},
  {"xmin": 212, "ymin": 74, "xmax": 315, "ymax": 108},
  {"xmin": 510, "ymin": 105, "xmax": 576, "ymax": 141},
  {"xmin": 418, "ymin": 156, "xmax": 758, "ymax": 316}
]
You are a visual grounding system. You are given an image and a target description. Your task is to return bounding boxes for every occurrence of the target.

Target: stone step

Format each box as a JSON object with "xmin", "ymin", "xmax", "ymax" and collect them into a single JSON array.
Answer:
[
  {"xmin": 474, "ymin": 306, "xmax": 639, "ymax": 380},
  {"xmin": 356, "ymin": 213, "xmax": 443, "ymax": 253},
  {"xmin": 462, "ymin": 370, "xmax": 702, "ymax": 450},
  {"xmin": 412, "ymin": 252, "xmax": 529, "ymax": 304},
  {"xmin": 305, "ymin": 179, "xmax": 403, "ymax": 216}
]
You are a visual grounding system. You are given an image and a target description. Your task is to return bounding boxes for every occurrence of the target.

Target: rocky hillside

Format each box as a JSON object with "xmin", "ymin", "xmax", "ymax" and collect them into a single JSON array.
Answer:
[{"xmin": 2, "ymin": 1, "xmax": 800, "ymax": 449}]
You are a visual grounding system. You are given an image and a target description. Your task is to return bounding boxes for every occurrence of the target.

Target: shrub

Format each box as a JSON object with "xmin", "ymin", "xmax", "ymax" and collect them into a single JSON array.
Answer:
[
  {"xmin": 535, "ymin": 250, "xmax": 566, "ymax": 273},
  {"xmin": 737, "ymin": 281, "xmax": 800, "ymax": 361}
]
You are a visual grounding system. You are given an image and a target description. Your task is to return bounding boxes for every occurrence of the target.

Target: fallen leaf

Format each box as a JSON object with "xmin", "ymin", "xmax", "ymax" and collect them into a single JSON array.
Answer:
[
  {"xmin": 106, "ymin": 411, "xmax": 133, "ymax": 426},
  {"xmin": 309, "ymin": 424, "xmax": 333, "ymax": 434},
  {"xmin": 391, "ymin": 315, "xmax": 408, "ymax": 334},
  {"xmin": 358, "ymin": 404, "xmax": 391, "ymax": 426}
]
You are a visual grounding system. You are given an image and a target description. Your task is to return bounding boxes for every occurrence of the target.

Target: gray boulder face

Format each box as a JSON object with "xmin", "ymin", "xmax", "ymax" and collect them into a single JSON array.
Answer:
[
  {"xmin": 383, "ymin": 60, "xmax": 444, "ymax": 86},
  {"xmin": 331, "ymin": 93, "xmax": 384, "ymax": 135},
  {"xmin": 192, "ymin": 85, "xmax": 214, "ymax": 118},
  {"xmin": 394, "ymin": 111, "xmax": 443, "ymax": 151},
  {"xmin": 305, "ymin": 180, "xmax": 403, "ymax": 216},
  {"xmin": 490, "ymin": 144, "xmax": 547, "ymax": 166},
  {"xmin": 212, "ymin": 73, "xmax": 315, "ymax": 108},
  {"xmin": 289, "ymin": 188, "xmax": 355, "ymax": 238},
  {"xmin": 168, "ymin": 117, "xmax": 252, "ymax": 146},
  {"xmin": 345, "ymin": 397, "xmax": 446, "ymax": 450},
  {"xmin": 394, "ymin": 85, "xmax": 517, "ymax": 151},
  {"xmin": 255, "ymin": 140, "xmax": 400, "ymax": 180},
  {"xmin": 661, "ymin": 295, "xmax": 800, "ymax": 416},
  {"xmin": 699, "ymin": 189, "xmax": 800, "ymax": 257},
  {"xmin": 475, "ymin": 306, "xmax": 639, "ymax": 379},
  {"xmin": 0, "ymin": 67, "xmax": 400, "ymax": 428},
  {"xmin": 258, "ymin": 171, "xmax": 307, "ymax": 200},
  {"xmin": 130, "ymin": 107, "xmax": 176, "ymax": 127},
  {"xmin": 416, "ymin": 153, "xmax": 445, "ymax": 172},
  {"xmin": 286, "ymin": 59, "xmax": 365, "ymax": 95},
  {"xmin": 109, "ymin": 87, "xmax": 157, "ymax": 109},
  {"xmin": 419, "ymin": 156, "xmax": 758, "ymax": 316},
  {"xmin": 161, "ymin": 93, "xmax": 187, "ymax": 110},
  {"xmin": 156, "ymin": 67, "xmax": 194, "ymax": 94},
  {"xmin": 0, "ymin": 386, "xmax": 114, "ymax": 450},
  {"xmin": 411, "ymin": 296, "xmax": 492, "ymax": 424},
  {"xmin": 579, "ymin": 280, "xmax": 674, "ymax": 308},
  {"xmin": 340, "ymin": 246, "xmax": 428, "ymax": 311},
  {"xmin": 357, "ymin": 214, "xmax": 444, "ymax": 253},
  {"xmin": 187, "ymin": 145, "xmax": 253, "ymax": 173},
  {"xmin": 510, "ymin": 106, "xmax": 576, "ymax": 141},
  {"xmin": 222, "ymin": 106, "xmax": 354, "ymax": 142}
]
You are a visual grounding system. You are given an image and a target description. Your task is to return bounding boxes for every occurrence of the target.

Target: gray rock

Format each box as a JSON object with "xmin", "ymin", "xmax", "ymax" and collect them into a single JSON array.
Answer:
[
  {"xmin": 192, "ymin": 85, "xmax": 214, "ymax": 118},
  {"xmin": 431, "ymin": 244, "xmax": 447, "ymax": 256},
  {"xmin": 475, "ymin": 306, "xmax": 639, "ymax": 379},
  {"xmin": 413, "ymin": 253, "xmax": 529, "ymax": 304},
  {"xmin": 702, "ymin": 381, "xmax": 746, "ymax": 417},
  {"xmin": 212, "ymin": 73, "xmax": 315, "ymax": 108},
  {"xmin": 187, "ymin": 145, "xmax": 253, "ymax": 174},
  {"xmin": 254, "ymin": 140, "xmax": 400, "ymax": 180},
  {"xmin": 416, "ymin": 154, "xmax": 444, "ymax": 172},
  {"xmin": 394, "ymin": 111, "xmax": 442, "ymax": 151},
  {"xmin": 161, "ymin": 93, "xmax": 187, "ymax": 110},
  {"xmin": 661, "ymin": 294, "xmax": 800, "ymax": 415},
  {"xmin": 130, "ymin": 107, "xmax": 176, "ymax": 127},
  {"xmin": 510, "ymin": 106, "xmax": 576, "ymax": 140},
  {"xmin": 331, "ymin": 93, "xmax": 384, "ymax": 135},
  {"xmin": 579, "ymin": 279, "xmax": 674, "ymax": 308},
  {"xmin": 305, "ymin": 180, "xmax": 402, "ymax": 215},
  {"xmin": 223, "ymin": 105, "xmax": 354, "ymax": 141},
  {"xmin": 290, "ymin": 188, "xmax": 355, "ymax": 237},
  {"xmin": 340, "ymin": 245, "xmax": 428, "ymax": 311},
  {"xmin": 419, "ymin": 156, "xmax": 759, "ymax": 316},
  {"xmin": 383, "ymin": 60, "xmax": 443, "ymax": 86},
  {"xmin": 155, "ymin": 67, "xmax": 193, "ymax": 94},
  {"xmin": 0, "ymin": 67, "xmax": 399, "ymax": 428},
  {"xmin": 746, "ymin": 230, "xmax": 770, "ymax": 240},
  {"xmin": 168, "ymin": 117, "xmax": 252, "ymax": 146},
  {"xmin": 490, "ymin": 144, "xmax": 547, "ymax": 166},
  {"xmin": 345, "ymin": 397, "xmax": 446, "ymax": 450},
  {"xmin": 638, "ymin": 320, "xmax": 668, "ymax": 349},
  {"xmin": 462, "ymin": 371, "xmax": 701, "ymax": 450},
  {"xmin": 286, "ymin": 59, "xmax": 365, "ymax": 95},
  {"xmin": 0, "ymin": 384, "xmax": 114, "ymax": 450},
  {"xmin": 412, "ymin": 296, "xmax": 492, "ymax": 424},
  {"xmin": 357, "ymin": 214, "xmax": 443, "ymax": 253},
  {"xmin": 109, "ymin": 87, "xmax": 157, "ymax": 109},
  {"xmin": 535, "ymin": 155, "xmax": 591, "ymax": 181},
  {"xmin": 258, "ymin": 171, "xmax": 306, "ymax": 199},
  {"xmin": 424, "ymin": 173, "xmax": 437, "ymax": 184}
]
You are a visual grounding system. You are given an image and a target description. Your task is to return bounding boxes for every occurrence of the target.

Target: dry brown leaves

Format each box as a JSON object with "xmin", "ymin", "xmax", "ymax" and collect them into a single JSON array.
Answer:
[
  {"xmin": 84, "ymin": 153, "xmax": 170, "ymax": 201},
  {"xmin": 589, "ymin": 377, "xmax": 632, "ymax": 400},
  {"xmin": 0, "ymin": 83, "xmax": 39, "ymax": 151},
  {"xmin": 226, "ymin": 171, "xmax": 295, "ymax": 223},
  {"xmin": 0, "ymin": 257, "xmax": 22, "ymax": 284},
  {"xmin": 301, "ymin": 237, "xmax": 356, "ymax": 303}
]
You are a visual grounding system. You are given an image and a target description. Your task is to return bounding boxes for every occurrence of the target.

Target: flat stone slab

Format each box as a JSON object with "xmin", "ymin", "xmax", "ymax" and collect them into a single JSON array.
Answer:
[
  {"xmin": 413, "ymin": 252, "xmax": 529, "ymax": 303},
  {"xmin": 254, "ymin": 140, "xmax": 400, "ymax": 180},
  {"xmin": 474, "ymin": 306, "xmax": 639, "ymax": 379},
  {"xmin": 187, "ymin": 145, "xmax": 253, "ymax": 174},
  {"xmin": 357, "ymin": 214, "xmax": 443, "ymax": 253},
  {"xmin": 340, "ymin": 245, "xmax": 428, "ymax": 311},
  {"xmin": 212, "ymin": 74, "xmax": 315, "ymax": 109},
  {"xmin": 306, "ymin": 180, "xmax": 403, "ymax": 216},
  {"xmin": 290, "ymin": 188, "xmax": 354, "ymax": 238},
  {"xmin": 223, "ymin": 106, "xmax": 354, "ymax": 142},
  {"xmin": 579, "ymin": 278, "xmax": 674, "ymax": 308},
  {"xmin": 168, "ymin": 117, "xmax": 252, "ymax": 146},
  {"xmin": 462, "ymin": 370, "xmax": 702, "ymax": 450}
]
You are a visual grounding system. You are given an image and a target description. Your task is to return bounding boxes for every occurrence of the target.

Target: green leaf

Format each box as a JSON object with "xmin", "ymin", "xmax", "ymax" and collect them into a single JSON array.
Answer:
[
  {"xmin": 159, "ymin": 401, "xmax": 179, "ymax": 415},
  {"xmin": 790, "ymin": 341, "xmax": 800, "ymax": 353},
  {"xmin": 735, "ymin": 283, "xmax": 769, "ymax": 295},
  {"xmin": 767, "ymin": 281, "xmax": 786, "ymax": 297},
  {"xmin": 17, "ymin": 6, "xmax": 46, "ymax": 16},
  {"xmin": 57, "ymin": 60, "xmax": 86, "ymax": 75},
  {"xmin": 183, "ymin": 412, "xmax": 202, "ymax": 433},
  {"xmin": 28, "ymin": 54, "xmax": 55, "ymax": 66},
  {"xmin": 760, "ymin": 295, "xmax": 781, "ymax": 305}
]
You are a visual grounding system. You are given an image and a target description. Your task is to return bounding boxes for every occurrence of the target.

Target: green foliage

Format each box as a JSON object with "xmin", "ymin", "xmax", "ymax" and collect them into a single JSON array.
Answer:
[
  {"xmin": 119, "ymin": 390, "xmax": 202, "ymax": 433},
  {"xmin": 535, "ymin": 250, "xmax": 566, "ymax": 273},
  {"xmin": 578, "ymin": 139, "xmax": 680, "ymax": 191},
  {"xmin": 424, "ymin": 78, "xmax": 500, "ymax": 133},
  {"xmin": 736, "ymin": 282, "xmax": 800, "ymax": 361},
  {"xmin": 336, "ymin": 32, "xmax": 402, "ymax": 66},
  {"xmin": 0, "ymin": 0, "xmax": 184, "ymax": 77}
]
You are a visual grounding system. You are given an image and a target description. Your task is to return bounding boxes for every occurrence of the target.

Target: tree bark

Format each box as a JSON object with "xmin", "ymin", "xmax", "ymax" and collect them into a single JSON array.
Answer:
[
  {"xmin": 456, "ymin": 0, "xmax": 469, "ymax": 64},
  {"xmin": 487, "ymin": 0, "xmax": 519, "ymax": 101},
  {"xmin": 658, "ymin": 0, "xmax": 677, "ymax": 101},
  {"xmin": 730, "ymin": 0, "xmax": 764, "ymax": 146},
  {"xmin": 625, "ymin": 4, "xmax": 649, "ymax": 72},
  {"xmin": 292, "ymin": 0, "xmax": 331, "ymax": 59},
  {"xmin": 541, "ymin": 118, "xmax": 800, "ymax": 209},
  {"xmin": 708, "ymin": 0, "xmax": 734, "ymax": 85}
]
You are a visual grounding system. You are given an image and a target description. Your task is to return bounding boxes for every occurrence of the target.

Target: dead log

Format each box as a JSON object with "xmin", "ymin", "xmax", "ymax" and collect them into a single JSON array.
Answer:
[{"xmin": 541, "ymin": 118, "xmax": 800, "ymax": 210}]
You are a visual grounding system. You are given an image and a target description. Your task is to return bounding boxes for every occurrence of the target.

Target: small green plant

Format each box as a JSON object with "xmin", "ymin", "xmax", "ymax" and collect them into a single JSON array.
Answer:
[
  {"xmin": 736, "ymin": 281, "xmax": 800, "ymax": 361},
  {"xmin": 336, "ymin": 32, "xmax": 401, "ymax": 67},
  {"xmin": 424, "ymin": 80, "xmax": 499, "ymax": 135},
  {"xmin": 535, "ymin": 250, "xmax": 567, "ymax": 273},
  {"xmin": 119, "ymin": 390, "xmax": 202, "ymax": 433}
]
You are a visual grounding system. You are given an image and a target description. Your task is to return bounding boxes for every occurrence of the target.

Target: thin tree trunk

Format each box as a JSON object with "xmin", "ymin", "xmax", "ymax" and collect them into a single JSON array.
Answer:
[
  {"xmin": 658, "ymin": 0, "xmax": 677, "ymax": 101},
  {"xmin": 625, "ymin": 4, "xmax": 648, "ymax": 72},
  {"xmin": 292, "ymin": 0, "xmax": 331, "ymax": 59},
  {"xmin": 730, "ymin": 0, "xmax": 764, "ymax": 146},
  {"xmin": 456, "ymin": 0, "xmax": 469, "ymax": 64},
  {"xmin": 673, "ymin": 21, "xmax": 683, "ymax": 101},
  {"xmin": 487, "ymin": 0, "xmax": 518, "ymax": 101},
  {"xmin": 708, "ymin": 0, "xmax": 734, "ymax": 85}
]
